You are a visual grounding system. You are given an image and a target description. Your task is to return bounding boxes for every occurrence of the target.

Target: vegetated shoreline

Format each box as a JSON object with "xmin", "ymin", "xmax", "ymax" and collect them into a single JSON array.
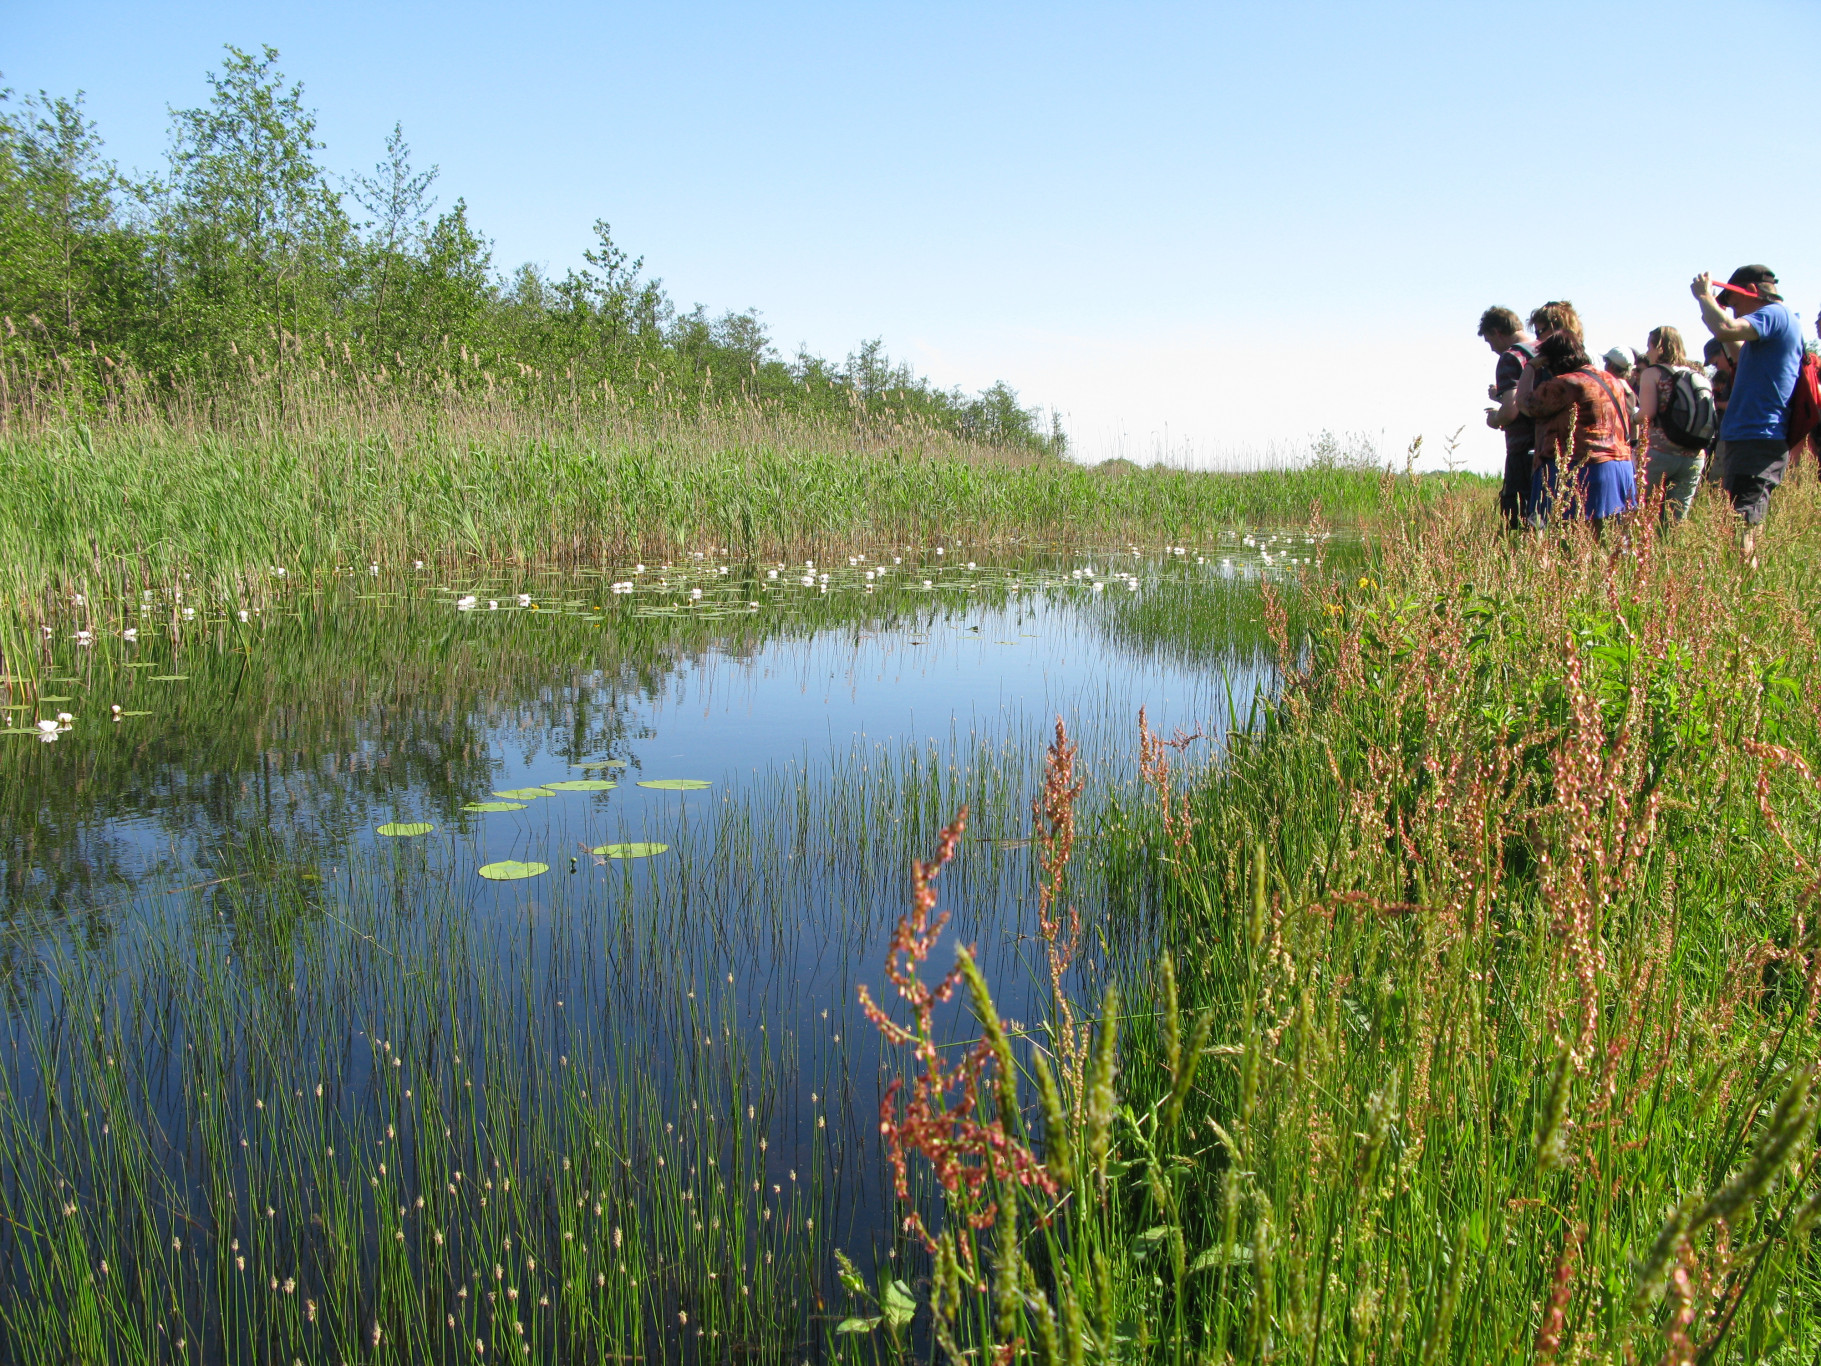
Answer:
[
  {"xmin": 1, "ymin": 398, "xmax": 1481, "ymax": 619},
  {"xmin": 872, "ymin": 468, "xmax": 1821, "ymax": 1360}
]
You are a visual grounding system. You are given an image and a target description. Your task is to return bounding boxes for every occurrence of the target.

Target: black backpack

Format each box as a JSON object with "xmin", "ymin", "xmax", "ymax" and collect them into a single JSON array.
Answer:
[{"xmin": 1655, "ymin": 365, "xmax": 1719, "ymax": 450}]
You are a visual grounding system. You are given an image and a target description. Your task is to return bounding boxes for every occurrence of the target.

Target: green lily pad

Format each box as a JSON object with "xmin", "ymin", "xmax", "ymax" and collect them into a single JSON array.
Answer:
[
  {"xmin": 543, "ymin": 779, "xmax": 617, "ymax": 792},
  {"xmin": 149, "ymin": 675, "xmax": 189, "ymax": 682},
  {"xmin": 580, "ymin": 759, "xmax": 628, "ymax": 769},
  {"xmin": 0, "ymin": 727, "xmax": 46, "ymax": 735},
  {"xmin": 478, "ymin": 860, "xmax": 548, "ymax": 881},
  {"xmin": 49, "ymin": 677, "xmax": 81, "ymax": 684},
  {"xmin": 637, "ymin": 779, "xmax": 713, "ymax": 791},
  {"xmin": 36, "ymin": 695, "xmax": 73, "ymax": 703},
  {"xmin": 464, "ymin": 801, "xmax": 527, "ymax": 812},
  {"xmin": 590, "ymin": 842, "xmax": 669, "ymax": 859},
  {"xmin": 376, "ymin": 822, "xmax": 434, "ymax": 837},
  {"xmin": 113, "ymin": 710, "xmax": 153, "ymax": 718},
  {"xmin": 493, "ymin": 788, "xmax": 549, "ymax": 800},
  {"xmin": 124, "ymin": 663, "xmax": 159, "ymax": 669}
]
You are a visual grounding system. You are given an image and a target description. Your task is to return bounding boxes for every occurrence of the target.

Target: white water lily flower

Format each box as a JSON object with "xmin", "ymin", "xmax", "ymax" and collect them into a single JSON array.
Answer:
[
  {"xmin": 634, "ymin": 564, "xmax": 644, "ymax": 574},
  {"xmin": 935, "ymin": 547, "xmax": 944, "ymax": 555},
  {"xmin": 74, "ymin": 593, "xmax": 86, "ymax": 606},
  {"xmin": 237, "ymin": 610, "xmax": 250, "ymax": 622},
  {"xmin": 922, "ymin": 579, "xmax": 933, "ymax": 589},
  {"xmin": 766, "ymin": 569, "xmax": 778, "ymax": 579},
  {"xmin": 1092, "ymin": 582, "xmax": 1105, "ymax": 592},
  {"xmin": 74, "ymin": 630, "xmax": 93, "ymax": 646},
  {"xmin": 516, "ymin": 594, "xmax": 531, "ymax": 607},
  {"xmin": 966, "ymin": 561, "xmax": 976, "ymax": 570},
  {"xmin": 690, "ymin": 588, "xmax": 702, "ymax": 600},
  {"xmin": 122, "ymin": 627, "xmax": 138, "ymax": 642},
  {"xmin": 275, "ymin": 567, "xmax": 287, "ymax": 577},
  {"xmin": 456, "ymin": 596, "xmax": 477, "ymax": 611},
  {"xmin": 111, "ymin": 704, "xmax": 122, "ymax": 718},
  {"xmin": 893, "ymin": 556, "xmax": 902, "ymax": 564},
  {"xmin": 800, "ymin": 575, "xmax": 814, "ymax": 587},
  {"xmin": 36, "ymin": 719, "xmax": 59, "ymax": 735},
  {"xmin": 369, "ymin": 564, "xmax": 379, "ymax": 576},
  {"xmin": 864, "ymin": 570, "xmax": 874, "ymax": 580},
  {"xmin": 414, "ymin": 560, "xmax": 424, "ymax": 569},
  {"xmin": 41, "ymin": 625, "xmax": 52, "ymax": 637},
  {"xmin": 181, "ymin": 607, "xmax": 195, "ymax": 619},
  {"xmin": 487, "ymin": 600, "xmax": 498, "ymax": 611}
]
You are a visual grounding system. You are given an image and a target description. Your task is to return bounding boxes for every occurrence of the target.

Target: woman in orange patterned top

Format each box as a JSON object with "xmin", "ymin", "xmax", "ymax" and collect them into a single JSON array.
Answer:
[{"xmin": 1519, "ymin": 330, "xmax": 1638, "ymax": 526}]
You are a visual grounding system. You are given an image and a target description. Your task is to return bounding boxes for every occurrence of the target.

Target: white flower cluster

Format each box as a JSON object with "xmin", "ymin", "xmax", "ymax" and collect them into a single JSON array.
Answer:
[{"xmin": 609, "ymin": 581, "xmax": 635, "ymax": 594}]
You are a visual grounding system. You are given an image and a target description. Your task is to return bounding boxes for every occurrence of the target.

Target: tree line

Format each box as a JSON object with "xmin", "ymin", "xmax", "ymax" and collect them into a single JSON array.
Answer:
[{"xmin": 0, "ymin": 45, "xmax": 1064, "ymax": 452}]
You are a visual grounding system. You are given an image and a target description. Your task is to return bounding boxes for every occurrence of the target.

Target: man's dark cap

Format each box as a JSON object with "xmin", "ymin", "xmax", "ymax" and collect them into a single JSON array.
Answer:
[{"xmin": 1725, "ymin": 265, "xmax": 1782, "ymax": 301}]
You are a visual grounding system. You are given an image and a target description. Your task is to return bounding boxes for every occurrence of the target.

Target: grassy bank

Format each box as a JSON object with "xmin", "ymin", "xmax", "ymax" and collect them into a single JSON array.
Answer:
[
  {"xmin": 1, "ymin": 403, "xmax": 1477, "ymax": 621},
  {"xmin": 870, "ymin": 470, "xmax": 1821, "ymax": 1362}
]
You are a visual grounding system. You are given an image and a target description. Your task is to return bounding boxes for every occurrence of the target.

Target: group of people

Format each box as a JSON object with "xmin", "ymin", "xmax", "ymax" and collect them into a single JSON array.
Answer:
[{"xmin": 1478, "ymin": 265, "xmax": 1813, "ymax": 550}]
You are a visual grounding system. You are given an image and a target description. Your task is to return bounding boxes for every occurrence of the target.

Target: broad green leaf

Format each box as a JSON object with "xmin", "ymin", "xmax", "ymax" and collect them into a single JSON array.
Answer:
[
  {"xmin": 881, "ymin": 1280, "xmax": 917, "ymax": 1328},
  {"xmin": 543, "ymin": 779, "xmax": 617, "ymax": 792},
  {"xmin": 149, "ymin": 675, "xmax": 189, "ymax": 682},
  {"xmin": 834, "ymin": 1318, "xmax": 882, "ymax": 1335},
  {"xmin": 493, "ymin": 789, "xmax": 548, "ymax": 800},
  {"xmin": 376, "ymin": 822, "xmax": 433, "ymax": 837},
  {"xmin": 590, "ymin": 843, "xmax": 669, "ymax": 859},
  {"xmin": 464, "ymin": 801, "xmax": 527, "ymax": 812},
  {"xmin": 580, "ymin": 759, "xmax": 628, "ymax": 769},
  {"xmin": 478, "ymin": 860, "xmax": 548, "ymax": 881},
  {"xmin": 637, "ymin": 779, "xmax": 712, "ymax": 790}
]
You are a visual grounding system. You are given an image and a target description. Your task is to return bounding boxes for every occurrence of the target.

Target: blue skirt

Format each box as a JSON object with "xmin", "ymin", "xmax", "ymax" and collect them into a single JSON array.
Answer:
[
  {"xmin": 1530, "ymin": 460, "xmax": 1636, "ymax": 522},
  {"xmin": 1576, "ymin": 459, "xmax": 1637, "ymax": 520}
]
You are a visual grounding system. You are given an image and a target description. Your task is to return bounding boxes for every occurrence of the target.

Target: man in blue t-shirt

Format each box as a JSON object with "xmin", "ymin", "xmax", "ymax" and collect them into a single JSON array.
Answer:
[{"xmin": 1692, "ymin": 265, "xmax": 1802, "ymax": 540}]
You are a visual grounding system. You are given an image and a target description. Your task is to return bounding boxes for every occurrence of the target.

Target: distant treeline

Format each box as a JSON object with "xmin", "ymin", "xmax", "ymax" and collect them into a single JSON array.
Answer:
[{"xmin": 0, "ymin": 45, "xmax": 1063, "ymax": 452}]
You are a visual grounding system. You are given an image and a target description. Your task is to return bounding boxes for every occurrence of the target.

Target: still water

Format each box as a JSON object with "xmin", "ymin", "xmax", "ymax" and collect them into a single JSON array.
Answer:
[{"xmin": 0, "ymin": 542, "xmax": 1308, "ymax": 1362}]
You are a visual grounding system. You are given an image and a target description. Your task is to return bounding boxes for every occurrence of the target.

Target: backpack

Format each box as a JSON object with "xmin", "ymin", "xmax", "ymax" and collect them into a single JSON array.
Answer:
[
  {"xmin": 1656, "ymin": 365, "xmax": 1719, "ymax": 451},
  {"xmin": 1785, "ymin": 347, "xmax": 1821, "ymax": 452},
  {"xmin": 1581, "ymin": 368, "xmax": 1636, "ymax": 452}
]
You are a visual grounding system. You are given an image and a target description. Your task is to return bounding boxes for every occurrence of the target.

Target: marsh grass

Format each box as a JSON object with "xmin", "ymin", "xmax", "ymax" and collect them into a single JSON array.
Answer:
[{"xmin": 864, "ymin": 468, "xmax": 1821, "ymax": 1362}]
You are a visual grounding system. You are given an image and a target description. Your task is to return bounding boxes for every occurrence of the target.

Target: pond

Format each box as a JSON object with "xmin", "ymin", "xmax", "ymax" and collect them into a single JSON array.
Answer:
[{"xmin": 0, "ymin": 533, "xmax": 1330, "ymax": 1362}]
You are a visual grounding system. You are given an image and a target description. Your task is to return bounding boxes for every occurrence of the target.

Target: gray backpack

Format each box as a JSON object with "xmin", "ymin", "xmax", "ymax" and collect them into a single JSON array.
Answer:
[{"xmin": 1657, "ymin": 365, "xmax": 1719, "ymax": 450}]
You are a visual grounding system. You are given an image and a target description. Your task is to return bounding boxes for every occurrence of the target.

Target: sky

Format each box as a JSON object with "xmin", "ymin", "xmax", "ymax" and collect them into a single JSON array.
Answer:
[{"xmin": 7, "ymin": 0, "xmax": 1819, "ymax": 470}]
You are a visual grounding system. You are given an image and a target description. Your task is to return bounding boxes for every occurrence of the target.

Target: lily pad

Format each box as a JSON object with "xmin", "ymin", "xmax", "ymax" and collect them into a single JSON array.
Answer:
[
  {"xmin": 580, "ymin": 759, "xmax": 628, "ymax": 769},
  {"xmin": 637, "ymin": 779, "xmax": 713, "ymax": 791},
  {"xmin": 124, "ymin": 663, "xmax": 159, "ymax": 669},
  {"xmin": 464, "ymin": 801, "xmax": 528, "ymax": 812},
  {"xmin": 114, "ymin": 710, "xmax": 153, "ymax": 718},
  {"xmin": 376, "ymin": 822, "xmax": 434, "ymax": 837},
  {"xmin": 478, "ymin": 860, "xmax": 548, "ymax": 881},
  {"xmin": 493, "ymin": 788, "xmax": 549, "ymax": 800},
  {"xmin": 0, "ymin": 727, "xmax": 46, "ymax": 735},
  {"xmin": 543, "ymin": 779, "xmax": 617, "ymax": 792},
  {"xmin": 148, "ymin": 675, "xmax": 189, "ymax": 682},
  {"xmin": 35, "ymin": 695, "xmax": 73, "ymax": 703},
  {"xmin": 590, "ymin": 842, "xmax": 670, "ymax": 859}
]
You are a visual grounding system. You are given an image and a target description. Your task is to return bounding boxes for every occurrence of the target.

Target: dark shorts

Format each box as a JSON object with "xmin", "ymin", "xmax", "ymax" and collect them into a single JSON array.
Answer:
[{"xmin": 1718, "ymin": 438, "xmax": 1790, "ymax": 526}]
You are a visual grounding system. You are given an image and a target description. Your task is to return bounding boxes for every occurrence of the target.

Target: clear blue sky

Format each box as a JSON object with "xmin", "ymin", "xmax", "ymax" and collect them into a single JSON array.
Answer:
[{"xmin": 8, "ymin": 0, "xmax": 1818, "ymax": 468}]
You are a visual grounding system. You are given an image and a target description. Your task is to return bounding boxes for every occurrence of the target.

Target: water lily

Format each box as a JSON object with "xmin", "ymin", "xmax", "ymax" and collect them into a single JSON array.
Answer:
[
  {"xmin": 36, "ymin": 718, "xmax": 59, "ymax": 735},
  {"xmin": 456, "ymin": 596, "xmax": 477, "ymax": 611},
  {"xmin": 414, "ymin": 560, "xmax": 424, "ymax": 569},
  {"xmin": 74, "ymin": 593, "xmax": 86, "ymax": 606},
  {"xmin": 122, "ymin": 627, "xmax": 138, "ymax": 641},
  {"xmin": 111, "ymin": 705, "xmax": 122, "ymax": 720},
  {"xmin": 237, "ymin": 609, "xmax": 250, "ymax": 622},
  {"xmin": 634, "ymin": 564, "xmax": 645, "ymax": 574},
  {"xmin": 275, "ymin": 567, "xmax": 288, "ymax": 577},
  {"xmin": 369, "ymin": 564, "xmax": 379, "ymax": 576},
  {"xmin": 74, "ymin": 630, "xmax": 93, "ymax": 646},
  {"xmin": 766, "ymin": 569, "xmax": 778, "ymax": 580},
  {"xmin": 922, "ymin": 579, "xmax": 933, "ymax": 589},
  {"xmin": 893, "ymin": 556, "xmax": 902, "ymax": 564},
  {"xmin": 690, "ymin": 588, "xmax": 702, "ymax": 600},
  {"xmin": 486, "ymin": 600, "xmax": 498, "ymax": 610},
  {"xmin": 799, "ymin": 574, "xmax": 814, "ymax": 587}
]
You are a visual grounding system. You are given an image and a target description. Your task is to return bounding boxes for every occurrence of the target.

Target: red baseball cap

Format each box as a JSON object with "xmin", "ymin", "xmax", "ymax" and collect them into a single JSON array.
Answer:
[{"xmin": 1715, "ymin": 276, "xmax": 1761, "ymax": 300}]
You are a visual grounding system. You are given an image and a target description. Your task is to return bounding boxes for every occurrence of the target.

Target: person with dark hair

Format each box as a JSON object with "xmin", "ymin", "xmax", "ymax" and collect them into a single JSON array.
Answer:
[
  {"xmin": 1519, "ymin": 330, "xmax": 1637, "ymax": 528},
  {"xmin": 1636, "ymin": 325, "xmax": 1704, "ymax": 521},
  {"xmin": 1692, "ymin": 265, "xmax": 1802, "ymax": 546},
  {"xmin": 1479, "ymin": 306, "xmax": 1535, "ymax": 528}
]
